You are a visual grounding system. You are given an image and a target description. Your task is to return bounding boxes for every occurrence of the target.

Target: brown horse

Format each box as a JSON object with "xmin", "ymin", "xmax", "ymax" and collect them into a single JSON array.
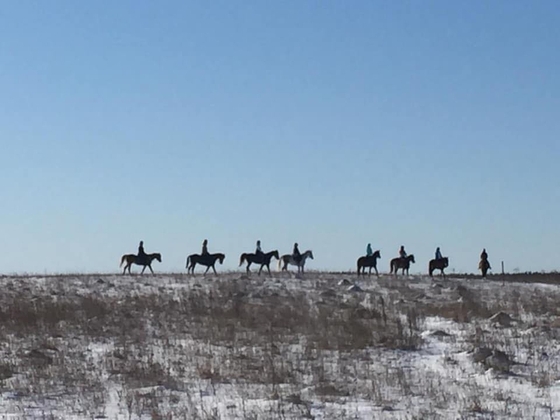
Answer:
[
  {"xmin": 186, "ymin": 253, "xmax": 225, "ymax": 275},
  {"xmin": 357, "ymin": 250, "xmax": 381, "ymax": 276},
  {"xmin": 429, "ymin": 257, "xmax": 449, "ymax": 278},
  {"xmin": 239, "ymin": 250, "xmax": 279, "ymax": 275},
  {"xmin": 479, "ymin": 259, "xmax": 491, "ymax": 277},
  {"xmin": 120, "ymin": 253, "xmax": 162, "ymax": 275},
  {"xmin": 390, "ymin": 254, "xmax": 415, "ymax": 275}
]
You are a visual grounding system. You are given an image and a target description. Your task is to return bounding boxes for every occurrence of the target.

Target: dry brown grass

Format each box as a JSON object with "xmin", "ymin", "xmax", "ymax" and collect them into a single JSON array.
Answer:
[{"xmin": 0, "ymin": 272, "xmax": 559, "ymax": 418}]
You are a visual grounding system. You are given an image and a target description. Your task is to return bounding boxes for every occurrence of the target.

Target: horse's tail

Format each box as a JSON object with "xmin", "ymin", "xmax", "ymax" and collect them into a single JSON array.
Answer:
[
  {"xmin": 278, "ymin": 257, "xmax": 283, "ymax": 270},
  {"xmin": 389, "ymin": 259, "xmax": 395, "ymax": 274},
  {"xmin": 428, "ymin": 261, "xmax": 433, "ymax": 277},
  {"xmin": 120, "ymin": 255, "xmax": 126, "ymax": 267},
  {"xmin": 239, "ymin": 254, "xmax": 246, "ymax": 267},
  {"xmin": 186, "ymin": 255, "xmax": 190, "ymax": 269}
]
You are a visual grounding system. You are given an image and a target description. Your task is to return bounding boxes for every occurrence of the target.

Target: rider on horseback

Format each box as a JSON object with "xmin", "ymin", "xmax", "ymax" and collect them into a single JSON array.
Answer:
[
  {"xmin": 366, "ymin": 243, "xmax": 373, "ymax": 257},
  {"xmin": 435, "ymin": 247, "xmax": 443, "ymax": 260},
  {"xmin": 293, "ymin": 242, "xmax": 302, "ymax": 263},
  {"xmin": 480, "ymin": 248, "xmax": 491, "ymax": 269},
  {"xmin": 256, "ymin": 240, "xmax": 263, "ymax": 256},
  {"xmin": 202, "ymin": 239, "xmax": 209, "ymax": 256},
  {"xmin": 399, "ymin": 245, "xmax": 407, "ymax": 259}
]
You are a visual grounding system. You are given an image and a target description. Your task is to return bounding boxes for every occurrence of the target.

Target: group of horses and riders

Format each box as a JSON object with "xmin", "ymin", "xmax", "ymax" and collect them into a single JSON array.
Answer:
[
  {"xmin": 357, "ymin": 244, "xmax": 419, "ymax": 277},
  {"xmin": 357, "ymin": 245, "xmax": 490, "ymax": 279},
  {"xmin": 120, "ymin": 240, "xmax": 314, "ymax": 275},
  {"xmin": 121, "ymin": 240, "xmax": 491, "ymax": 278}
]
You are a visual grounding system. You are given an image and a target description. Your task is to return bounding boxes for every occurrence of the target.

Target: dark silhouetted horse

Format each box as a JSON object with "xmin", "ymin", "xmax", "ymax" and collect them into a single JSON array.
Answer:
[
  {"xmin": 390, "ymin": 254, "xmax": 415, "ymax": 276},
  {"xmin": 186, "ymin": 253, "xmax": 225, "ymax": 275},
  {"xmin": 120, "ymin": 253, "xmax": 162, "ymax": 275},
  {"xmin": 429, "ymin": 257, "xmax": 449, "ymax": 278},
  {"xmin": 357, "ymin": 250, "xmax": 381, "ymax": 276},
  {"xmin": 479, "ymin": 259, "xmax": 491, "ymax": 278},
  {"xmin": 279, "ymin": 250, "xmax": 314, "ymax": 274},
  {"xmin": 239, "ymin": 250, "xmax": 279, "ymax": 275}
]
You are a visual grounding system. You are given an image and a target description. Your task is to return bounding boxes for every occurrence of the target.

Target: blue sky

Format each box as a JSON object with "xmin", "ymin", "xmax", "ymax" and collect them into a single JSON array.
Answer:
[{"xmin": 1, "ymin": 1, "xmax": 558, "ymax": 274}]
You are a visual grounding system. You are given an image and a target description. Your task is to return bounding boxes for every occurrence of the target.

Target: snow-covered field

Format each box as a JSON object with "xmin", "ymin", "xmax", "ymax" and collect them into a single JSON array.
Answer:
[{"xmin": 0, "ymin": 270, "xmax": 559, "ymax": 419}]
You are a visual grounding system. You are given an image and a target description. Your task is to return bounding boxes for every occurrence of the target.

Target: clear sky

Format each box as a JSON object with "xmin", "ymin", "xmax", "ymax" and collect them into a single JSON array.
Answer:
[{"xmin": 1, "ymin": 1, "xmax": 558, "ymax": 274}]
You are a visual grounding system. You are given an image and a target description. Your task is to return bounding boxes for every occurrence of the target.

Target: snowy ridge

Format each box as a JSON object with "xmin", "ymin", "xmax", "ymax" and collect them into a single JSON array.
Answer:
[{"xmin": 0, "ymin": 272, "xmax": 558, "ymax": 419}]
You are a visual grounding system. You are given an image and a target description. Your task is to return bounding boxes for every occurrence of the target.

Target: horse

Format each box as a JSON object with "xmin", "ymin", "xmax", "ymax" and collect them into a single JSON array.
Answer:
[
  {"xmin": 479, "ymin": 259, "xmax": 491, "ymax": 278},
  {"xmin": 278, "ymin": 250, "xmax": 314, "ymax": 274},
  {"xmin": 429, "ymin": 257, "xmax": 449, "ymax": 278},
  {"xmin": 120, "ymin": 253, "xmax": 162, "ymax": 275},
  {"xmin": 357, "ymin": 250, "xmax": 381, "ymax": 276},
  {"xmin": 239, "ymin": 250, "xmax": 279, "ymax": 275},
  {"xmin": 186, "ymin": 253, "xmax": 225, "ymax": 275},
  {"xmin": 389, "ymin": 254, "xmax": 415, "ymax": 276}
]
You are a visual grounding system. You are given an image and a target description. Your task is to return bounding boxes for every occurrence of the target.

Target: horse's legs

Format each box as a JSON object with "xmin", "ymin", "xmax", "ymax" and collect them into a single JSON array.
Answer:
[
  {"xmin": 204, "ymin": 265, "xmax": 211, "ymax": 274},
  {"xmin": 140, "ymin": 265, "xmax": 146, "ymax": 274},
  {"xmin": 375, "ymin": 266, "xmax": 379, "ymax": 277},
  {"xmin": 212, "ymin": 265, "xmax": 217, "ymax": 275},
  {"xmin": 148, "ymin": 264, "xmax": 154, "ymax": 274}
]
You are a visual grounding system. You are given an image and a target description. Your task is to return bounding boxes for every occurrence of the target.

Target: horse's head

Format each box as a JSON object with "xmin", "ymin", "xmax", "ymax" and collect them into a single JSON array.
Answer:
[
  {"xmin": 217, "ymin": 253, "xmax": 225, "ymax": 264},
  {"xmin": 373, "ymin": 250, "xmax": 381, "ymax": 258},
  {"xmin": 409, "ymin": 254, "xmax": 415, "ymax": 263},
  {"xmin": 442, "ymin": 257, "xmax": 449, "ymax": 267},
  {"xmin": 153, "ymin": 253, "xmax": 162, "ymax": 263},
  {"xmin": 305, "ymin": 250, "xmax": 314, "ymax": 260},
  {"xmin": 272, "ymin": 250, "xmax": 279, "ymax": 260}
]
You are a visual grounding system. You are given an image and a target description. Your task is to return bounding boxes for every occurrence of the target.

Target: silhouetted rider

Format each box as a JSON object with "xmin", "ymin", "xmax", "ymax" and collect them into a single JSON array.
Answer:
[
  {"xmin": 293, "ymin": 242, "xmax": 301, "ymax": 263},
  {"xmin": 137, "ymin": 241, "xmax": 147, "ymax": 264}
]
